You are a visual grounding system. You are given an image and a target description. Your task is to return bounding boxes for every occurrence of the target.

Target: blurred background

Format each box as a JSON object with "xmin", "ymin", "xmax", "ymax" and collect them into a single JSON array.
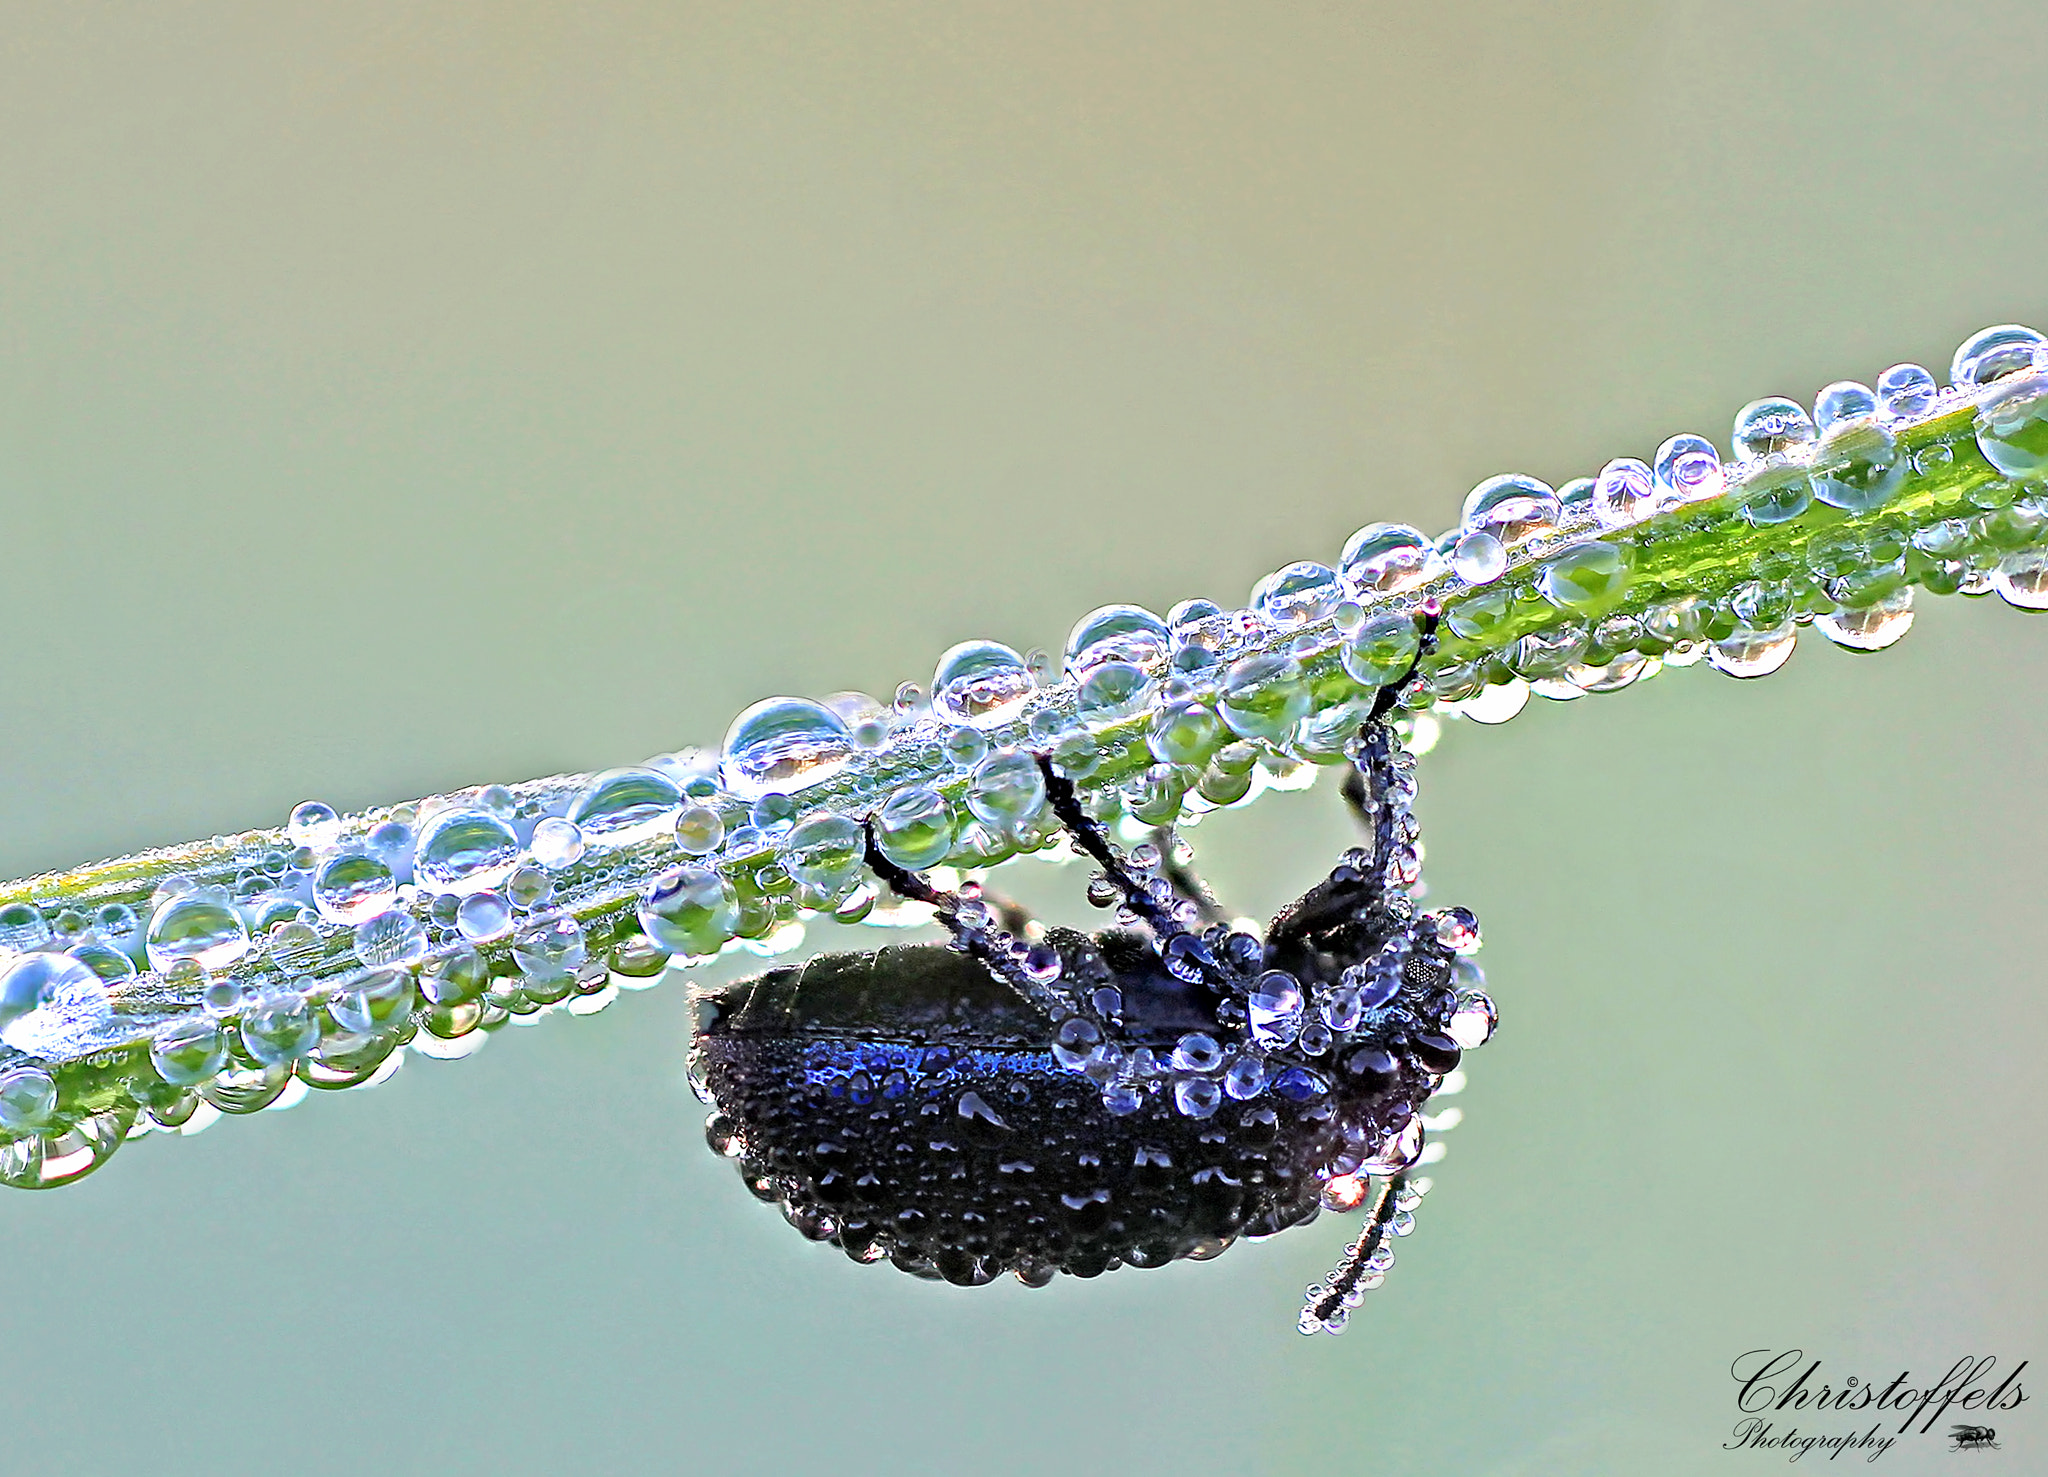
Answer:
[{"xmin": 1, "ymin": 4, "xmax": 2043, "ymax": 1473}]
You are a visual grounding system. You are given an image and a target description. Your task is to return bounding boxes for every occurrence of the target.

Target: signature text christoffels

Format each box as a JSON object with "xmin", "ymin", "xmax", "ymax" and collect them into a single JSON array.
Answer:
[{"xmin": 1724, "ymin": 1349, "xmax": 2026, "ymax": 1462}]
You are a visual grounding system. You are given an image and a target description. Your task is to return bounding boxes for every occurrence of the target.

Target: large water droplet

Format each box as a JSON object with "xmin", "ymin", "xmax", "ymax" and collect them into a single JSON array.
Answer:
[
  {"xmin": 1736, "ymin": 464, "xmax": 1813, "ymax": 527},
  {"xmin": 1813, "ymin": 381, "xmax": 1878, "ymax": 432},
  {"xmin": 1251, "ymin": 562, "xmax": 1341, "ymax": 629},
  {"xmin": 1991, "ymin": 548, "xmax": 2048, "ymax": 611},
  {"xmin": 1950, "ymin": 323, "xmax": 2046, "ymax": 387},
  {"xmin": 1340, "ymin": 524, "xmax": 1438, "ymax": 596},
  {"xmin": 966, "ymin": 750, "xmax": 1047, "ymax": 833},
  {"xmin": 353, "ymin": 909, "xmax": 428, "ymax": 968},
  {"xmin": 780, "ymin": 812, "xmax": 865, "ymax": 899},
  {"xmin": 287, "ymin": 801, "xmax": 342, "ymax": 852},
  {"xmin": 1248, "ymin": 971, "xmax": 1304, "ymax": 1048},
  {"xmin": 312, "ymin": 851, "xmax": 398, "ymax": 925},
  {"xmin": 1217, "ymin": 654, "xmax": 1311, "ymax": 743},
  {"xmin": 0, "ymin": 1066, "xmax": 58, "ymax": 1132},
  {"xmin": 511, "ymin": 912, "xmax": 587, "ymax": 985},
  {"xmin": 413, "ymin": 808, "xmax": 522, "ymax": 897},
  {"xmin": 1706, "ymin": 624, "xmax": 1797, "ymax": 679},
  {"xmin": 1075, "ymin": 661, "xmax": 1155, "ymax": 726},
  {"xmin": 721, "ymin": 697, "xmax": 855, "ymax": 800},
  {"xmin": 1340, "ymin": 613, "xmax": 1421, "ymax": 688},
  {"xmin": 568, "ymin": 768, "xmax": 684, "ymax": 848},
  {"xmin": 1653, "ymin": 434, "xmax": 1725, "ymax": 505},
  {"xmin": 1535, "ymin": 541, "xmax": 1630, "ymax": 614},
  {"xmin": 1816, "ymin": 590, "xmax": 1914, "ymax": 652},
  {"xmin": 1066, "ymin": 605, "xmax": 1170, "ymax": 675},
  {"xmin": 0, "ymin": 952, "xmax": 103, "ymax": 1033},
  {"xmin": 456, "ymin": 891, "xmax": 513, "ymax": 941},
  {"xmin": 1810, "ymin": 420, "xmax": 1905, "ymax": 513},
  {"xmin": 146, "ymin": 891, "xmax": 252, "ymax": 973},
  {"xmin": 640, "ymin": 865, "xmax": 740, "ymax": 956},
  {"xmin": 1591, "ymin": 457, "xmax": 1658, "ymax": 529},
  {"xmin": 1730, "ymin": 397, "xmax": 1816, "ymax": 460},
  {"xmin": 873, "ymin": 786, "xmax": 955, "ymax": 869},
  {"xmin": 1461, "ymin": 474, "xmax": 1560, "ymax": 546},
  {"xmin": 1449, "ymin": 532, "xmax": 1507, "ymax": 586},
  {"xmin": 1974, "ymin": 371, "xmax": 2048, "ymax": 480},
  {"xmin": 929, "ymin": 643, "xmax": 1034, "ymax": 727},
  {"xmin": 0, "ymin": 905, "xmax": 51, "ymax": 954},
  {"xmin": 529, "ymin": 817, "xmax": 585, "ymax": 870},
  {"xmin": 1875, "ymin": 362, "xmax": 1936, "ymax": 420},
  {"xmin": 330, "ymin": 967, "xmax": 417, "ymax": 1035},
  {"xmin": 150, "ymin": 1016, "xmax": 230, "ymax": 1087},
  {"xmin": 242, "ymin": 990, "xmax": 319, "ymax": 1067}
]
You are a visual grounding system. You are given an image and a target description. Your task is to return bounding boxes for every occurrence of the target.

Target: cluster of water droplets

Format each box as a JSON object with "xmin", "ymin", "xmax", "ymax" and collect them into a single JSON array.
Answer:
[{"xmin": 2, "ymin": 322, "xmax": 2044, "ymax": 1189}]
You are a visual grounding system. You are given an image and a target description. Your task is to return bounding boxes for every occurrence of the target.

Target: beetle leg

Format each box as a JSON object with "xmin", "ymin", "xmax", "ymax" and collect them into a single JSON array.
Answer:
[
  {"xmin": 1301, "ymin": 1169, "xmax": 1411, "ymax": 1335},
  {"xmin": 862, "ymin": 821, "xmax": 1093, "ymax": 1023},
  {"xmin": 1035, "ymin": 756, "xmax": 1231, "ymax": 991},
  {"xmin": 1150, "ymin": 827, "xmax": 1228, "ymax": 927}
]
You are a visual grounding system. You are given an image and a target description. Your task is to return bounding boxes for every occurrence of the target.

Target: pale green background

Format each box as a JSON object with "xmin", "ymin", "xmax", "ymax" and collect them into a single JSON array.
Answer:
[{"xmin": 1, "ymin": 5, "xmax": 2043, "ymax": 1474}]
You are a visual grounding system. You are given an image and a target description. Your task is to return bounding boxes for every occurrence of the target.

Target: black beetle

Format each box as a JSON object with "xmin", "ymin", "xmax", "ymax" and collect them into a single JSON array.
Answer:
[{"xmin": 690, "ymin": 608, "xmax": 1494, "ymax": 1332}]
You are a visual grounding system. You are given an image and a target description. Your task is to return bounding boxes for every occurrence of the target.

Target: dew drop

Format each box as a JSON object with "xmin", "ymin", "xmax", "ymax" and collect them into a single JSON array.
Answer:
[
  {"xmin": 146, "ymin": 891, "xmax": 251, "ymax": 973},
  {"xmin": 0, "ymin": 1066, "xmax": 59, "ymax": 1132},
  {"xmin": 1991, "ymin": 548, "xmax": 2048, "ymax": 611},
  {"xmin": 1875, "ymin": 362, "xmax": 1937, "ymax": 420},
  {"xmin": 1217, "ymin": 654, "xmax": 1311, "ymax": 743},
  {"xmin": 312, "ymin": 851, "xmax": 398, "ymax": 925},
  {"xmin": 567, "ymin": 767, "xmax": 684, "ymax": 849},
  {"xmin": 1535, "ymin": 541, "xmax": 1630, "ymax": 615},
  {"xmin": 1461, "ymin": 475, "xmax": 1560, "ymax": 546},
  {"xmin": 1974, "ymin": 371, "xmax": 2048, "ymax": 481},
  {"xmin": 1731, "ymin": 397, "xmax": 1816, "ymax": 460},
  {"xmin": 1450, "ymin": 531, "xmax": 1507, "ymax": 586},
  {"xmin": 1810, "ymin": 420, "xmax": 1905, "ymax": 513},
  {"xmin": 1451, "ymin": 679, "xmax": 1529, "ymax": 725},
  {"xmin": 929, "ymin": 642, "xmax": 1035, "ymax": 727},
  {"xmin": 1813, "ymin": 381, "xmax": 1879, "ymax": 432},
  {"xmin": 873, "ymin": 786, "xmax": 955, "ymax": 869},
  {"xmin": 511, "ymin": 912, "xmax": 587, "ymax": 984},
  {"xmin": 1446, "ymin": 989, "xmax": 1497, "ymax": 1051},
  {"xmin": 1251, "ymin": 562, "xmax": 1341, "ymax": 628},
  {"xmin": 1653, "ymin": 434, "xmax": 1725, "ymax": 506},
  {"xmin": 235, "ymin": 990, "xmax": 317, "ymax": 1068},
  {"xmin": 288, "ymin": 801, "xmax": 342, "ymax": 852},
  {"xmin": 413, "ymin": 808, "xmax": 522, "ymax": 897},
  {"xmin": 1073, "ymin": 661, "xmax": 1154, "ymax": 727},
  {"xmin": 353, "ymin": 909, "xmax": 427, "ymax": 968},
  {"xmin": 1340, "ymin": 524, "xmax": 1438, "ymax": 596},
  {"xmin": 456, "ymin": 891, "xmax": 514, "ymax": 942},
  {"xmin": 330, "ymin": 967, "xmax": 417, "ymax": 1035},
  {"xmin": 1591, "ymin": 457, "xmax": 1658, "ymax": 529},
  {"xmin": 1173, "ymin": 1076, "xmax": 1222, "ymax": 1119},
  {"xmin": 1065, "ymin": 605, "xmax": 1170, "ymax": 675},
  {"xmin": 150, "ymin": 1016, "xmax": 229, "ymax": 1087},
  {"xmin": 1706, "ymin": 623, "xmax": 1798, "ymax": 679},
  {"xmin": 1247, "ymin": 971, "xmax": 1304, "ymax": 1049},
  {"xmin": 720, "ymin": 698, "xmax": 854, "ymax": 801},
  {"xmin": 529, "ymin": 817, "xmax": 586, "ymax": 870},
  {"xmin": 1950, "ymin": 323, "xmax": 2046, "ymax": 387},
  {"xmin": 640, "ymin": 865, "xmax": 740, "ymax": 956},
  {"xmin": 779, "ymin": 812, "xmax": 865, "ymax": 900},
  {"xmin": 1052, "ymin": 1016, "xmax": 1104, "ymax": 1072},
  {"xmin": 1816, "ymin": 589, "xmax": 1914, "ymax": 652},
  {"xmin": 0, "ymin": 903, "xmax": 51, "ymax": 953},
  {"xmin": 966, "ymin": 750, "xmax": 1047, "ymax": 833},
  {"xmin": 0, "ymin": 952, "xmax": 101, "ymax": 1032}
]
